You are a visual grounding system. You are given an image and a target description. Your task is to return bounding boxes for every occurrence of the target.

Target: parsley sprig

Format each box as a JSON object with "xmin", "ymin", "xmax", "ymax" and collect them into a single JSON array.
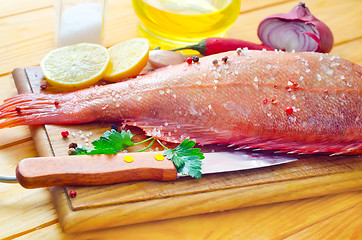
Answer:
[{"xmin": 70, "ymin": 129, "xmax": 204, "ymax": 178}]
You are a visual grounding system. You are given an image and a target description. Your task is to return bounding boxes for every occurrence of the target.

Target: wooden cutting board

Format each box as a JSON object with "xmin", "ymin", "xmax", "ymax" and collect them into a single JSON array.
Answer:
[{"xmin": 12, "ymin": 67, "xmax": 362, "ymax": 233}]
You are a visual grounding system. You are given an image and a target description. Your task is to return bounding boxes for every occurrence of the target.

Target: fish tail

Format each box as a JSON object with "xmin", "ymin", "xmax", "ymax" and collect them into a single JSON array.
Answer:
[{"xmin": 0, "ymin": 93, "xmax": 67, "ymax": 128}]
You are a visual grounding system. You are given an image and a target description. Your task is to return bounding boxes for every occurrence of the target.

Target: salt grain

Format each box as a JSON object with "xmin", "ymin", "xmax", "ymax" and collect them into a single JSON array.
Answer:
[{"xmin": 331, "ymin": 62, "xmax": 340, "ymax": 67}]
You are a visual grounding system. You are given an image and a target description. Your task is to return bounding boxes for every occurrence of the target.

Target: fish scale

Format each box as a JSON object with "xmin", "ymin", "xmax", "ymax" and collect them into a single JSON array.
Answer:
[{"xmin": 0, "ymin": 50, "xmax": 361, "ymax": 154}]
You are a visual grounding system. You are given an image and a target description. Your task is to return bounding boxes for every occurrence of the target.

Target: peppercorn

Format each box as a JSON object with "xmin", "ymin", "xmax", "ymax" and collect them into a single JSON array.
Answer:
[
  {"xmin": 236, "ymin": 48, "xmax": 242, "ymax": 55},
  {"xmin": 54, "ymin": 100, "xmax": 60, "ymax": 107},
  {"xmin": 222, "ymin": 56, "xmax": 228, "ymax": 63},
  {"xmin": 186, "ymin": 57, "xmax": 193, "ymax": 65},
  {"xmin": 192, "ymin": 56, "xmax": 199, "ymax": 63},
  {"xmin": 285, "ymin": 107, "xmax": 294, "ymax": 115},
  {"xmin": 68, "ymin": 148, "xmax": 76, "ymax": 155},
  {"xmin": 111, "ymin": 124, "xmax": 119, "ymax": 131},
  {"xmin": 15, "ymin": 107, "xmax": 21, "ymax": 114},
  {"xmin": 40, "ymin": 81, "xmax": 48, "ymax": 90},
  {"xmin": 69, "ymin": 142, "xmax": 78, "ymax": 149},
  {"xmin": 61, "ymin": 130, "xmax": 69, "ymax": 138},
  {"xmin": 69, "ymin": 190, "xmax": 77, "ymax": 198},
  {"xmin": 212, "ymin": 59, "xmax": 218, "ymax": 65}
]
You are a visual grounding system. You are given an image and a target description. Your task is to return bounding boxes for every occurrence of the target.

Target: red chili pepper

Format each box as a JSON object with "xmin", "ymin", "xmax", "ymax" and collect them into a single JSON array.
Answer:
[{"xmin": 172, "ymin": 37, "xmax": 274, "ymax": 56}]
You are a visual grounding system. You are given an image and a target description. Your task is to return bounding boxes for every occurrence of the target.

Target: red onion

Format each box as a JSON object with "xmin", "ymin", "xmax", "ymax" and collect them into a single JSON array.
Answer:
[{"xmin": 257, "ymin": 2, "xmax": 334, "ymax": 53}]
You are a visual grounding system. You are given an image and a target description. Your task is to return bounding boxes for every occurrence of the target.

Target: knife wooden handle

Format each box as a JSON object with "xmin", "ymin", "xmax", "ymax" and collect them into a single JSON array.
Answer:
[{"xmin": 16, "ymin": 152, "xmax": 177, "ymax": 189}]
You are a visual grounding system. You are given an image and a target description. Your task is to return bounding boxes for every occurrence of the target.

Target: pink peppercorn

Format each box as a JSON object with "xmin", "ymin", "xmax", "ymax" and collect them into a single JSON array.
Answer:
[
  {"xmin": 186, "ymin": 57, "xmax": 193, "ymax": 65},
  {"xmin": 69, "ymin": 190, "xmax": 77, "ymax": 198},
  {"xmin": 285, "ymin": 107, "xmax": 294, "ymax": 115},
  {"xmin": 61, "ymin": 130, "xmax": 69, "ymax": 138}
]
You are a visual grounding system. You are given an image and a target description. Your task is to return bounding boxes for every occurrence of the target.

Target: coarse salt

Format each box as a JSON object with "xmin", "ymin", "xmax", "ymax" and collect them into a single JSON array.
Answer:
[{"xmin": 57, "ymin": 2, "xmax": 104, "ymax": 47}]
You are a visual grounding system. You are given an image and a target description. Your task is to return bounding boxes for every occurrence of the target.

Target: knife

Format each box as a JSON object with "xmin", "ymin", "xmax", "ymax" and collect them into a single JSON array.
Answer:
[{"xmin": 1, "ymin": 151, "xmax": 297, "ymax": 188}]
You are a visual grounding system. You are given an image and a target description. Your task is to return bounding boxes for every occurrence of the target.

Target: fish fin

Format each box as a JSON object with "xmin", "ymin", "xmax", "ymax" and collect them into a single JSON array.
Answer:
[
  {"xmin": 127, "ymin": 120, "xmax": 362, "ymax": 155},
  {"xmin": 231, "ymin": 138, "xmax": 362, "ymax": 155},
  {"xmin": 125, "ymin": 120, "xmax": 231, "ymax": 145}
]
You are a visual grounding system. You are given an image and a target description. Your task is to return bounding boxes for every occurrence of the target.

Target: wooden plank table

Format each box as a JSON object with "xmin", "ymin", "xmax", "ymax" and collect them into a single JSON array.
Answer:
[{"xmin": 0, "ymin": 0, "xmax": 361, "ymax": 239}]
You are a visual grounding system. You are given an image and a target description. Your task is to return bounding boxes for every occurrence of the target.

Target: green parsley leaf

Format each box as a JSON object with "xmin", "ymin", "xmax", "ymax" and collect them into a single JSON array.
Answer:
[
  {"xmin": 163, "ymin": 139, "xmax": 204, "ymax": 178},
  {"xmin": 70, "ymin": 129, "xmax": 135, "ymax": 155}
]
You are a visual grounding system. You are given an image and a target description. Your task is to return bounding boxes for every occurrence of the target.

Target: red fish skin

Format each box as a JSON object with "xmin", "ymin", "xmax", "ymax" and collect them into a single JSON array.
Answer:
[{"xmin": 0, "ymin": 50, "xmax": 361, "ymax": 154}]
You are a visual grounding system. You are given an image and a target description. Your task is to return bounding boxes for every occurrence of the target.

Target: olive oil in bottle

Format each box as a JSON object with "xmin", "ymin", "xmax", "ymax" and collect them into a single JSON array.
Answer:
[{"xmin": 132, "ymin": 0, "xmax": 241, "ymax": 49}]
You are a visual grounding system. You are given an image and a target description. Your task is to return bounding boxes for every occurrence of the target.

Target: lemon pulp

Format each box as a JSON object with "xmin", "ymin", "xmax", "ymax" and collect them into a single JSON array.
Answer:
[
  {"xmin": 103, "ymin": 38, "xmax": 150, "ymax": 82},
  {"xmin": 40, "ymin": 43, "xmax": 110, "ymax": 92}
]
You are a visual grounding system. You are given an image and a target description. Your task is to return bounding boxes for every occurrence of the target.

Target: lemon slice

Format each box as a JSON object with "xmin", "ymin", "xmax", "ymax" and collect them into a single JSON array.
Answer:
[
  {"xmin": 103, "ymin": 38, "xmax": 150, "ymax": 82},
  {"xmin": 40, "ymin": 43, "xmax": 110, "ymax": 92}
]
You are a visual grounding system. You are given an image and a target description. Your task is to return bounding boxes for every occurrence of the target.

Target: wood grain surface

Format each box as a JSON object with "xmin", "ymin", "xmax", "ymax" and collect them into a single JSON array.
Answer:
[{"xmin": 0, "ymin": 0, "xmax": 361, "ymax": 239}]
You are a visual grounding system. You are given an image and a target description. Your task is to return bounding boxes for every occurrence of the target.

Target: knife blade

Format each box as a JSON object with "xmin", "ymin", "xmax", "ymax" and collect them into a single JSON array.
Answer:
[{"xmin": 5, "ymin": 151, "xmax": 296, "ymax": 188}]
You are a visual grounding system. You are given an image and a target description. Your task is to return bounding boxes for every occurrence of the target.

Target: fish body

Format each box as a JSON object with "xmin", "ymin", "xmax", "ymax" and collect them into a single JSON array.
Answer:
[{"xmin": 1, "ymin": 50, "xmax": 361, "ymax": 154}]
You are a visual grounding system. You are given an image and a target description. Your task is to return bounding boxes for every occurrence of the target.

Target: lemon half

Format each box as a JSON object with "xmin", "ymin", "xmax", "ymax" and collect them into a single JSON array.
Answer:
[
  {"xmin": 40, "ymin": 43, "xmax": 110, "ymax": 92},
  {"xmin": 103, "ymin": 38, "xmax": 150, "ymax": 82}
]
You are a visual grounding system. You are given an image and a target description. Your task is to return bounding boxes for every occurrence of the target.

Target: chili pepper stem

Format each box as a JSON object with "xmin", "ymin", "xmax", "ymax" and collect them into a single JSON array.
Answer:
[{"xmin": 171, "ymin": 40, "xmax": 207, "ymax": 55}]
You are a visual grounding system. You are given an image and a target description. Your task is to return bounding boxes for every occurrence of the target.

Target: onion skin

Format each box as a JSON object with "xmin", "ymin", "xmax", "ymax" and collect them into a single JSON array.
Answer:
[{"xmin": 258, "ymin": 2, "xmax": 334, "ymax": 53}]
